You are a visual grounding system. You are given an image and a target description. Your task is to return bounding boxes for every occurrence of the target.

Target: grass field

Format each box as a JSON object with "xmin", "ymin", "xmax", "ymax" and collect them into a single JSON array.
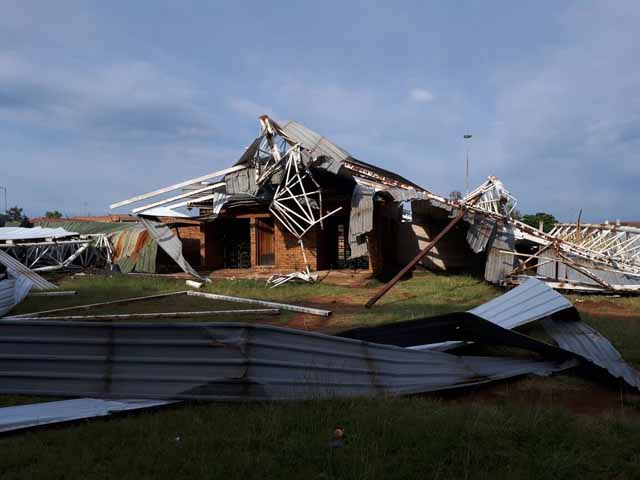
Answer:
[{"xmin": 2, "ymin": 272, "xmax": 640, "ymax": 479}]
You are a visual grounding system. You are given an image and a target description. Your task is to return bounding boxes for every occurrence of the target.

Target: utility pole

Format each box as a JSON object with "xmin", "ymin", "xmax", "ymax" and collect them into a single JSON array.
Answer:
[{"xmin": 464, "ymin": 134, "xmax": 472, "ymax": 194}]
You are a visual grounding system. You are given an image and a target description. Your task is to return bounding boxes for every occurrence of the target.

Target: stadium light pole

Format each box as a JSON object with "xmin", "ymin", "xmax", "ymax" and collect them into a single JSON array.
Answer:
[
  {"xmin": 0, "ymin": 186, "xmax": 6, "ymax": 216},
  {"xmin": 463, "ymin": 134, "xmax": 472, "ymax": 194}
]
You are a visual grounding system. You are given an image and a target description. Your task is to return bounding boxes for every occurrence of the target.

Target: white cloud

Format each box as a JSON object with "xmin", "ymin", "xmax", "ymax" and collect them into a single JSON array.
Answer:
[
  {"xmin": 409, "ymin": 88, "xmax": 434, "ymax": 103},
  {"xmin": 0, "ymin": 53, "xmax": 212, "ymax": 142}
]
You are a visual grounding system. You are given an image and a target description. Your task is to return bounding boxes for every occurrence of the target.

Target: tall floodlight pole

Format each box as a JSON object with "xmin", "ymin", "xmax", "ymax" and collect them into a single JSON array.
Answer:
[
  {"xmin": 0, "ymin": 186, "xmax": 6, "ymax": 216},
  {"xmin": 463, "ymin": 134, "xmax": 472, "ymax": 194}
]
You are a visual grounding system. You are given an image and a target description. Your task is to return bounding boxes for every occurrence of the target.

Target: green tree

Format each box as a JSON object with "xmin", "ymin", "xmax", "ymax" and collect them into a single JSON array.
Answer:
[
  {"xmin": 5, "ymin": 206, "xmax": 25, "ymax": 222},
  {"xmin": 45, "ymin": 210, "xmax": 63, "ymax": 218},
  {"xmin": 521, "ymin": 212, "xmax": 558, "ymax": 233}
]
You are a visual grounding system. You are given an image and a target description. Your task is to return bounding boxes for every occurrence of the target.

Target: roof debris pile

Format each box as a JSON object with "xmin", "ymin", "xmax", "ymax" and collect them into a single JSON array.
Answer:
[{"xmin": 0, "ymin": 279, "xmax": 637, "ymax": 410}]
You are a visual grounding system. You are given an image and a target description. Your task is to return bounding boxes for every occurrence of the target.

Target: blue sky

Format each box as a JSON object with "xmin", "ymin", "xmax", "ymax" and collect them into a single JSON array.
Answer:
[{"xmin": 1, "ymin": 1, "xmax": 639, "ymax": 221}]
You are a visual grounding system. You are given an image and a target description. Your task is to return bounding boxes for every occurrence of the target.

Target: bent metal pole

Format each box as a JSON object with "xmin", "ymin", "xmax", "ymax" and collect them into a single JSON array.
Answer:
[{"xmin": 365, "ymin": 208, "xmax": 467, "ymax": 308}]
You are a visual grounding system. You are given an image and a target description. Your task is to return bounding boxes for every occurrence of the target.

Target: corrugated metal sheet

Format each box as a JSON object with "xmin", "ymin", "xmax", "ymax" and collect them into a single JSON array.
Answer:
[
  {"xmin": 542, "ymin": 316, "xmax": 640, "ymax": 389},
  {"xmin": 139, "ymin": 217, "xmax": 203, "ymax": 280},
  {"xmin": 0, "ymin": 250, "xmax": 57, "ymax": 290},
  {"xmin": 281, "ymin": 121, "xmax": 424, "ymax": 190},
  {"xmin": 110, "ymin": 227, "xmax": 158, "ymax": 274},
  {"xmin": 281, "ymin": 121, "xmax": 351, "ymax": 163},
  {"xmin": 411, "ymin": 278, "xmax": 573, "ymax": 351},
  {"xmin": 0, "ymin": 227, "xmax": 78, "ymax": 241},
  {"xmin": 225, "ymin": 168, "xmax": 258, "ymax": 195},
  {"xmin": 0, "ymin": 276, "xmax": 33, "ymax": 317},
  {"xmin": 469, "ymin": 277, "xmax": 572, "ymax": 329},
  {"xmin": 0, "ymin": 320, "xmax": 570, "ymax": 400},
  {"xmin": 484, "ymin": 224, "xmax": 516, "ymax": 283},
  {"xmin": 466, "ymin": 216, "xmax": 497, "ymax": 253},
  {"xmin": 0, "ymin": 398, "xmax": 173, "ymax": 433},
  {"xmin": 348, "ymin": 184, "xmax": 375, "ymax": 259}
]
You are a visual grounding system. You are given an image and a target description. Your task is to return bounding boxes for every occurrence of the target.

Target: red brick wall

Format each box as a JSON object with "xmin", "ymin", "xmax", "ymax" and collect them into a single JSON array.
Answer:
[
  {"xmin": 172, "ymin": 224, "xmax": 204, "ymax": 266},
  {"xmin": 273, "ymin": 221, "xmax": 318, "ymax": 271},
  {"xmin": 202, "ymin": 212, "xmax": 320, "ymax": 272}
]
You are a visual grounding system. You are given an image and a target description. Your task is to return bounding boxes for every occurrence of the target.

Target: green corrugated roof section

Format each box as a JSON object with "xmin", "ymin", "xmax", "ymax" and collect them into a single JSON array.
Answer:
[
  {"xmin": 109, "ymin": 228, "xmax": 158, "ymax": 274},
  {"xmin": 34, "ymin": 220, "xmax": 137, "ymax": 235},
  {"xmin": 34, "ymin": 220, "xmax": 158, "ymax": 273}
]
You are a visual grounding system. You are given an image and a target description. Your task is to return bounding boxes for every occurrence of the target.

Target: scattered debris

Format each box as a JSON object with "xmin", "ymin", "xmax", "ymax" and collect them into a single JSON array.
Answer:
[
  {"xmin": 100, "ymin": 115, "xmax": 640, "ymax": 296},
  {"xmin": 28, "ymin": 291, "xmax": 77, "ymax": 297},
  {"xmin": 14, "ymin": 309, "xmax": 280, "ymax": 321},
  {"xmin": 0, "ymin": 273, "xmax": 32, "ymax": 317},
  {"xmin": 0, "ymin": 226, "xmax": 101, "ymax": 272},
  {"xmin": 185, "ymin": 280, "xmax": 203, "ymax": 289},
  {"xmin": 0, "ymin": 249, "xmax": 57, "ymax": 291},
  {"xmin": 267, "ymin": 266, "xmax": 319, "ymax": 288},
  {"xmin": 5, "ymin": 289, "xmax": 324, "ymax": 319},
  {"xmin": 331, "ymin": 427, "xmax": 346, "ymax": 448},
  {"xmin": 186, "ymin": 290, "xmax": 331, "ymax": 316},
  {"xmin": 0, "ymin": 280, "xmax": 638, "ymax": 403}
]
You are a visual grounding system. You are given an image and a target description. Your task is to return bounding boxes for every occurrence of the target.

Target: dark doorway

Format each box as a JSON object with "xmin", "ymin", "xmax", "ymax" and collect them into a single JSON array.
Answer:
[
  {"xmin": 223, "ymin": 219, "xmax": 251, "ymax": 268},
  {"xmin": 256, "ymin": 218, "xmax": 275, "ymax": 266},
  {"xmin": 320, "ymin": 216, "xmax": 369, "ymax": 270}
]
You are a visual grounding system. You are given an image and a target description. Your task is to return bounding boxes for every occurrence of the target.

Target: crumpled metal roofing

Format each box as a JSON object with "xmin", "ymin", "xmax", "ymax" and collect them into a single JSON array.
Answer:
[
  {"xmin": 138, "ymin": 217, "xmax": 203, "ymax": 280},
  {"xmin": 0, "ymin": 319, "xmax": 571, "ymax": 401},
  {"xmin": 225, "ymin": 168, "xmax": 258, "ymax": 195},
  {"xmin": 410, "ymin": 278, "xmax": 572, "ymax": 352},
  {"xmin": 542, "ymin": 315, "xmax": 640, "ymax": 389},
  {"xmin": 348, "ymin": 184, "xmax": 375, "ymax": 259},
  {"xmin": 466, "ymin": 216, "xmax": 497, "ymax": 253},
  {"xmin": 0, "ymin": 227, "xmax": 78, "ymax": 241},
  {"xmin": 109, "ymin": 226, "xmax": 158, "ymax": 274},
  {"xmin": 0, "ymin": 250, "xmax": 57, "ymax": 291},
  {"xmin": 281, "ymin": 121, "xmax": 425, "ymax": 190},
  {"xmin": 469, "ymin": 277, "xmax": 572, "ymax": 330},
  {"xmin": 0, "ymin": 275, "xmax": 32, "ymax": 317}
]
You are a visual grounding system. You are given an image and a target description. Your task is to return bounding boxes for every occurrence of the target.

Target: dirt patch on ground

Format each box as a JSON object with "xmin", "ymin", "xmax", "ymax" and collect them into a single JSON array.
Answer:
[
  {"xmin": 306, "ymin": 294, "xmax": 364, "ymax": 308},
  {"xmin": 283, "ymin": 294, "xmax": 368, "ymax": 332},
  {"xmin": 286, "ymin": 314, "xmax": 333, "ymax": 332},
  {"xmin": 576, "ymin": 300, "xmax": 640, "ymax": 321}
]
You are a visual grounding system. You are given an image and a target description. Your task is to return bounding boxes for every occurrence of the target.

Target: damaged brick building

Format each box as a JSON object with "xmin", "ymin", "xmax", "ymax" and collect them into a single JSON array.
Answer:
[{"xmin": 111, "ymin": 116, "xmax": 487, "ymax": 280}]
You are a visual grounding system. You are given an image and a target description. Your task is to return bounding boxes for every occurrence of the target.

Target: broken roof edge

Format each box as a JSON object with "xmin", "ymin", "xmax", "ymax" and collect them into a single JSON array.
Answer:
[{"xmin": 258, "ymin": 115, "xmax": 431, "ymax": 192}]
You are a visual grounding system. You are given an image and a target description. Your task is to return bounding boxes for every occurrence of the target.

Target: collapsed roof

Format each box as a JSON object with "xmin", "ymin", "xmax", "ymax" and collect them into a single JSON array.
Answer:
[{"xmin": 111, "ymin": 115, "xmax": 640, "ymax": 294}]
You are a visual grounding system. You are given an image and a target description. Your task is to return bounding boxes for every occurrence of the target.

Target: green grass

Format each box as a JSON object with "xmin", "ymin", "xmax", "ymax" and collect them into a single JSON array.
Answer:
[
  {"xmin": 1, "ymin": 398, "xmax": 640, "ymax": 480},
  {"xmin": 3, "ymin": 272, "xmax": 640, "ymax": 479}
]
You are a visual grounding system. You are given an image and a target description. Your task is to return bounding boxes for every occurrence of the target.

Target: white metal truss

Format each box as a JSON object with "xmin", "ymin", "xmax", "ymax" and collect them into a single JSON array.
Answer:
[
  {"xmin": 268, "ymin": 145, "xmax": 342, "ymax": 239},
  {"xmin": 549, "ymin": 223, "xmax": 640, "ymax": 268},
  {"xmin": 0, "ymin": 236, "xmax": 106, "ymax": 272},
  {"xmin": 464, "ymin": 176, "xmax": 517, "ymax": 216}
]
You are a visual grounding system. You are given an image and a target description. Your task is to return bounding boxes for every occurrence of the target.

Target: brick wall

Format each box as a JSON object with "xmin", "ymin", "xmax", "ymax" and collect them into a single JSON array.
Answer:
[
  {"xmin": 172, "ymin": 224, "xmax": 204, "ymax": 267},
  {"xmin": 201, "ymin": 212, "xmax": 321, "ymax": 272},
  {"xmin": 272, "ymin": 221, "xmax": 318, "ymax": 271}
]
